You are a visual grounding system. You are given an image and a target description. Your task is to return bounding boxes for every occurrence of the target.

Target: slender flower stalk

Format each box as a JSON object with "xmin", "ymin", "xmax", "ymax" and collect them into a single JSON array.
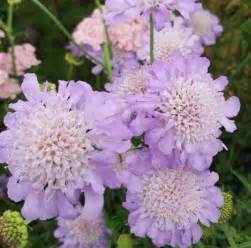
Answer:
[
  {"xmin": 0, "ymin": 19, "xmax": 7, "ymax": 33},
  {"xmin": 30, "ymin": 0, "xmax": 105, "ymax": 69},
  {"xmin": 150, "ymin": 14, "xmax": 154, "ymax": 64},
  {"xmin": 95, "ymin": 0, "xmax": 113, "ymax": 81},
  {"xmin": 66, "ymin": 63, "xmax": 74, "ymax": 80},
  {"xmin": 7, "ymin": 2, "xmax": 17, "ymax": 76}
]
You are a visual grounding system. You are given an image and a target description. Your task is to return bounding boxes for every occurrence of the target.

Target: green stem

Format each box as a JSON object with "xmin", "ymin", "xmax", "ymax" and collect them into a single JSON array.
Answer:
[
  {"xmin": 3, "ymin": 101, "xmax": 8, "ymax": 113},
  {"xmin": 7, "ymin": 3, "xmax": 17, "ymax": 76},
  {"xmin": 66, "ymin": 64, "xmax": 74, "ymax": 80},
  {"xmin": 30, "ymin": 0, "xmax": 104, "ymax": 68},
  {"xmin": 150, "ymin": 14, "xmax": 154, "ymax": 64},
  {"xmin": 0, "ymin": 19, "xmax": 7, "ymax": 32},
  {"xmin": 95, "ymin": 0, "xmax": 113, "ymax": 81},
  {"xmin": 95, "ymin": 74, "xmax": 101, "ymax": 91}
]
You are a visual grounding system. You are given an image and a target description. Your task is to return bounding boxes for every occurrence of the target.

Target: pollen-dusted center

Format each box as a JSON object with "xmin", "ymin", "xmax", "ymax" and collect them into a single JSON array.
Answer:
[
  {"xmin": 118, "ymin": 67, "xmax": 149, "ymax": 95},
  {"xmin": 142, "ymin": 169, "xmax": 204, "ymax": 230},
  {"xmin": 154, "ymin": 29, "xmax": 189, "ymax": 61},
  {"xmin": 162, "ymin": 78, "xmax": 222, "ymax": 143},
  {"xmin": 69, "ymin": 217, "xmax": 103, "ymax": 246},
  {"xmin": 9, "ymin": 98, "xmax": 94, "ymax": 191}
]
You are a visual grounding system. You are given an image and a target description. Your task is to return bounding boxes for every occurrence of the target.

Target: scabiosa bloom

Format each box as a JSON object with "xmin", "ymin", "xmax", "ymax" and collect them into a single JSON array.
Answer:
[
  {"xmin": 105, "ymin": 63, "xmax": 160, "ymax": 136},
  {"xmin": 142, "ymin": 53, "xmax": 240, "ymax": 171},
  {"xmin": 70, "ymin": 7, "xmax": 146, "ymax": 75},
  {"xmin": 108, "ymin": 18, "xmax": 147, "ymax": 52},
  {"xmin": 72, "ymin": 9, "xmax": 105, "ymax": 52},
  {"xmin": 105, "ymin": 0, "xmax": 199, "ymax": 31},
  {"xmin": 0, "ymin": 69, "xmax": 9, "ymax": 85},
  {"xmin": 123, "ymin": 150, "xmax": 224, "ymax": 248},
  {"xmin": 106, "ymin": 64, "xmax": 150, "ymax": 97},
  {"xmin": 71, "ymin": 7, "xmax": 147, "ymax": 54},
  {"xmin": 0, "ymin": 68, "xmax": 21, "ymax": 99},
  {"xmin": 0, "ymin": 44, "xmax": 40, "ymax": 76},
  {"xmin": 11, "ymin": 44, "xmax": 41, "ymax": 76},
  {"xmin": 137, "ymin": 18, "xmax": 203, "ymax": 62},
  {"xmin": 188, "ymin": 4, "xmax": 223, "ymax": 45},
  {"xmin": 0, "ymin": 52, "xmax": 9, "ymax": 72},
  {"xmin": 0, "ymin": 74, "xmax": 132, "ymax": 221},
  {"xmin": 55, "ymin": 210, "xmax": 110, "ymax": 248}
]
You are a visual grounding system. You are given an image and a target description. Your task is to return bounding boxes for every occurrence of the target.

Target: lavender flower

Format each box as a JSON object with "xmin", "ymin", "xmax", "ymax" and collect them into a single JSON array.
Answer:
[
  {"xmin": 69, "ymin": 7, "xmax": 146, "ymax": 75},
  {"xmin": 188, "ymin": 4, "xmax": 223, "ymax": 45},
  {"xmin": 106, "ymin": 64, "xmax": 150, "ymax": 97},
  {"xmin": 137, "ymin": 18, "xmax": 203, "ymax": 62},
  {"xmin": 105, "ymin": 64, "xmax": 160, "ymax": 136},
  {"xmin": 94, "ymin": 150, "xmax": 152, "ymax": 190},
  {"xmin": 0, "ymin": 74, "xmax": 132, "ymax": 221},
  {"xmin": 105, "ymin": 0, "xmax": 199, "ymax": 31},
  {"xmin": 55, "ymin": 209, "xmax": 110, "ymax": 248},
  {"xmin": 141, "ymin": 53, "xmax": 240, "ymax": 170},
  {"xmin": 123, "ymin": 149, "xmax": 224, "ymax": 248}
]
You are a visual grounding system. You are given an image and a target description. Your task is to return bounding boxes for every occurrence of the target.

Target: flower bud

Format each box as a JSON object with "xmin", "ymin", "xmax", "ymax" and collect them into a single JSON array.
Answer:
[
  {"xmin": 7, "ymin": 0, "xmax": 22, "ymax": 5},
  {"xmin": 65, "ymin": 53, "xmax": 83, "ymax": 66},
  {"xmin": 39, "ymin": 82, "xmax": 56, "ymax": 92},
  {"xmin": 219, "ymin": 192, "xmax": 234, "ymax": 224},
  {"xmin": 117, "ymin": 234, "xmax": 133, "ymax": 248},
  {"xmin": 0, "ymin": 210, "xmax": 28, "ymax": 248}
]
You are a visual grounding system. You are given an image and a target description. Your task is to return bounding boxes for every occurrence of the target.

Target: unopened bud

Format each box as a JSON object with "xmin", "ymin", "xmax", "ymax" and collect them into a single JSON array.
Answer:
[
  {"xmin": 39, "ymin": 82, "xmax": 56, "ymax": 92},
  {"xmin": 0, "ymin": 210, "xmax": 28, "ymax": 248},
  {"xmin": 65, "ymin": 53, "xmax": 83, "ymax": 66},
  {"xmin": 7, "ymin": 0, "xmax": 22, "ymax": 5},
  {"xmin": 219, "ymin": 192, "xmax": 234, "ymax": 224}
]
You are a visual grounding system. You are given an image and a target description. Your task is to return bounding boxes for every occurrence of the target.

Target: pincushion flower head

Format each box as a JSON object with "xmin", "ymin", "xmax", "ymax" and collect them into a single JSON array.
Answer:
[
  {"xmin": 188, "ymin": 4, "xmax": 223, "ymax": 46},
  {"xmin": 123, "ymin": 149, "xmax": 224, "ymax": 248},
  {"xmin": 142, "ymin": 53, "xmax": 240, "ymax": 171},
  {"xmin": 106, "ymin": 64, "xmax": 150, "ymax": 97},
  {"xmin": 55, "ymin": 208, "xmax": 110, "ymax": 248},
  {"xmin": 72, "ymin": 9, "xmax": 105, "ymax": 52},
  {"xmin": 105, "ymin": 0, "xmax": 199, "ymax": 31},
  {"xmin": 71, "ymin": 7, "xmax": 147, "ymax": 55},
  {"xmin": 0, "ymin": 74, "xmax": 132, "ymax": 221},
  {"xmin": 2, "ymin": 44, "xmax": 41, "ymax": 76},
  {"xmin": 0, "ymin": 43, "xmax": 39, "ymax": 99},
  {"xmin": 137, "ymin": 18, "xmax": 203, "ymax": 63},
  {"xmin": 105, "ymin": 63, "xmax": 160, "ymax": 136},
  {"xmin": 70, "ymin": 7, "xmax": 146, "ymax": 75},
  {"xmin": 0, "ymin": 71, "xmax": 21, "ymax": 99}
]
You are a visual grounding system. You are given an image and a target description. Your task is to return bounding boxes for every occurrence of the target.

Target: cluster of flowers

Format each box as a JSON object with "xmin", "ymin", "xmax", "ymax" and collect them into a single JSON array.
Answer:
[
  {"xmin": 69, "ymin": 1, "xmax": 222, "ymax": 75},
  {"xmin": 0, "ymin": 30, "xmax": 40, "ymax": 99},
  {"xmin": 0, "ymin": 1, "xmax": 240, "ymax": 248}
]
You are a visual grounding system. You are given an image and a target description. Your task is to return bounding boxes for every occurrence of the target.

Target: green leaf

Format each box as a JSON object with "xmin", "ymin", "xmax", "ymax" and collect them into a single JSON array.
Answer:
[
  {"xmin": 221, "ymin": 224, "xmax": 238, "ymax": 248},
  {"xmin": 241, "ymin": 19, "xmax": 251, "ymax": 35},
  {"xmin": 232, "ymin": 170, "xmax": 251, "ymax": 193},
  {"xmin": 238, "ymin": 241, "xmax": 251, "ymax": 248},
  {"xmin": 117, "ymin": 234, "xmax": 133, "ymax": 248}
]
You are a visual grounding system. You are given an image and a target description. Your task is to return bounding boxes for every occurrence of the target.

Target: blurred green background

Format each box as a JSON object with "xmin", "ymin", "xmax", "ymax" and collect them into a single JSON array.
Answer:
[{"xmin": 0, "ymin": 0, "xmax": 251, "ymax": 247}]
